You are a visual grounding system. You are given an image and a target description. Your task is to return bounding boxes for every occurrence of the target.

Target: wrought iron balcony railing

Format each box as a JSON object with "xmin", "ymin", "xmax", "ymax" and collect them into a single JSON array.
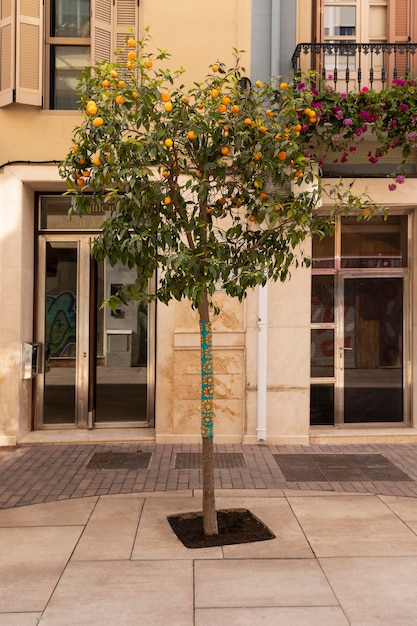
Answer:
[{"xmin": 292, "ymin": 42, "xmax": 417, "ymax": 91}]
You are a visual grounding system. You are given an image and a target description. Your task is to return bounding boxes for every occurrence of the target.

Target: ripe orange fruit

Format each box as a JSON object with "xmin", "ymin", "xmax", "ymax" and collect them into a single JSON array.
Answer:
[
  {"xmin": 101, "ymin": 79, "xmax": 110, "ymax": 88},
  {"xmin": 210, "ymin": 89, "xmax": 219, "ymax": 98},
  {"xmin": 266, "ymin": 109, "xmax": 274, "ymax": 118},
  {"xmin": 258, "ymin": 125, "xmax": 267, "ymax": 133},
  {"xmin": 92, "ymin": 156, "xmax": 102, "ymax": 166},
  {"xmin": 78, "ymin": 157, "xmax": 85, "ymax": 165},
  {"xmin": 164, "ymin": 196, "xmax": 171, "ymax": 205},
  {"xmin": 248, "ymin": 215, "xmax": 256, "ymax": 222},
  {"xmin": 145, "ymin": 60, "xmax": 153, "ymax": 68},
  {"xmin": 295, "ymin": 171, "xmax": 303, "ymax": 178},
  {"xmin": 132, "ymin": 91, "xmax": 138, "ymax": 99},
  {"xmin": 255, "ymin": 80, "xmax": 263, "ymax": 88},
  {"xmin": 161, "ymin": 92, "xmax": 170, "ymax": 102},
  {"xmin": 309, "ymin": 116, "xmax": 317, "ymax": 124},
  {"xmin": 221, "ymin": 146, "xmax": 229, "ymax": 155},
  {"xmin": 86, "ymin": 101, "xmax": 97, "ymax": 115},
  {"xmin": 278, "ymin": 151, "xmax": 287, "ymax": 161},
  {"xmin": 293, "ymin": 124, "xmax": 302, "ymax": 132},
  {"xmin": 260, "ymin": 192, "xmax": 268, "ymax": 199},
  {"xmin": 127, "ymin": 51, "xmax": 136, "ymax": 61},
  {"xmin": 127, "ymin": 38, "xmax": 136, "ymax": 48},
  {"xmin": 82, "ymin": 170, "xmax": 90, "ymax": 177},
  {"xmin": 304, "ymin": 108, "xmax": 312, "ymax": 116},
  {"xmin": 110, "ymin": 70, "xmax": 118, "ymax": 78},
  {"xmin": 73, "ymin": 144, "xmax": 79, "ymax": 152},
  {"xmin": 231, "ymin": 105, "xmax": 240, "ymax": 114},
  {"xmin": 187, "ymin": 130, "xmax": 196, "ymax": 140},
  {"xmin": 93, "ymin": 117, "xmax": 104, "ymax": 127},
  {"xmin": 164, "ymin": 102, "xmax": 173, "ymax": 112},
  {"xmin": 221, "ymin": 95, "xmax": 231, "ymax": 105},
  {"xmin": 196, "ymin": 171, "xmax": 202, "ymax": 178},
  {"xmin": 244, "ymin": 118, "xmax": 252, "ymax": 125},
  {"xmin": 253, "ymin": 152, "xmax": 262, "ymax": 161},
  {"xmin": 212, "ymin": 64, "xmax": 219, "ymax": 72},
  {"xmin": 254, "ymin": 180, "xmax": 261, "ymax": 188},
  {"xmin": 76, "ymin": 177, "xmax": 85, "ymax": 186},
  {"xmin": 165, "ymin": 138, "xmax": 173, "ymax": 147},
  {"xmin": 118, "ymin": 80, "xmax": 125, "ymax": 88},
  {"xmin": 217, "ymin": 104, "xmax": 227, "ymax": 114},
  {"xmin": 162, "ymin": 170, "xmax": 170, "ymax": 178},
  {"xmin": 116, "ymin": 95, "xmax": 125, "ymax": 105},
  {"xmin": 280, "ymin": 82, "xmax": 288, "ymax": 90},
  {"xmin": 274, "ymin": 204, "xmax": 282, "ymax": 211}
]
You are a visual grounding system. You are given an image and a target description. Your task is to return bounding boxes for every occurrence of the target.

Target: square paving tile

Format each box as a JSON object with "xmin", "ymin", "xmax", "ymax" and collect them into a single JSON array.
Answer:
[
  {"xmin": 40, "ymin": 561, "xmax": 193, "ymax": 625},
  {"xmin": 72, "ymin": 495, "xmax": 144, "ymax": 561},
  {"xmin": 0, "ymin": 498, "xmax": 97, "ymax": 527},
  {"xmin": 195, "ymin": 560, "xmax": 338, "ymax": 608},
  {"xmin": 287, "ymin": 495, "xmax": 417, "ymax": 557},
  {"xmin": 0, "ymin": 526, "xmax": 83, "ymax": 612},
  {"xmin": 0, "ymin": 615, "xmax": 42, "ymax": 626},
  {"xmin": 320, "ymin": 556, "xmax": 417, "ymax": 625},
  {"xmin": 195, "ymin": 606, "xmax": 349, "ymax": 625}
]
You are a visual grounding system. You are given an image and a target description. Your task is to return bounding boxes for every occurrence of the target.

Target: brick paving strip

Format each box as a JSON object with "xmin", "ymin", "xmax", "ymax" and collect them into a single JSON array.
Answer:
[{"xmin": 1, "ymin": 442, "xmax": 417, "ymax": 509}]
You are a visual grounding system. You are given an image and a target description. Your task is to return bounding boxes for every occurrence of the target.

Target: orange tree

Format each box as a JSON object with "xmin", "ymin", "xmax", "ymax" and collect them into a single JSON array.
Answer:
[{"xmin": 60, "ymin": 35, "xmax": 382, "ymax": 536}]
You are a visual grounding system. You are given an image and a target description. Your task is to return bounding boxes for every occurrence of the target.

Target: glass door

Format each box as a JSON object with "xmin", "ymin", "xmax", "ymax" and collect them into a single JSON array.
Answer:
[
  {"xmin": 310, "ymin": 214, "xmax": 409, "ymax": 427},
  {"xmin": 42, "ymin": 240, "xmax": 79, "ymax": 425},
  {"xmin": 342, "ymin": 276, "xmax": 404, "ymax": 423},
  {"xmin": 36, "ymin": 233, "xmax": 154, "ymax": 429}
]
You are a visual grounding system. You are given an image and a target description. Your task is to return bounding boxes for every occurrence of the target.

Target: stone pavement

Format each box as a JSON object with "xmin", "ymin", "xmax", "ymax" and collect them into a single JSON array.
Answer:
[
  {"xmin": 2, "ymin": 442, "xmax": 417, "ymax": 624},
  {"xmin": 2, "ymin": 442, "xmax": 417, "ymax": 509}
]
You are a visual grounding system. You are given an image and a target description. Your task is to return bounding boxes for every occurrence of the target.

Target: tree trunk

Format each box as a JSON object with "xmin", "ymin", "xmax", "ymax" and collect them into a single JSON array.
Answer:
[{"xmin": 199, "ymin": 291, "xmax": 218, "ymax": 536}]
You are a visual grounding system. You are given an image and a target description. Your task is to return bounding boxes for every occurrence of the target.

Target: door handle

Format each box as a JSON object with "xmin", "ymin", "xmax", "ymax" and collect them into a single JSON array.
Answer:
[{"xmin": 343, "ymin": 347, "xmax": 353, "ymax": 351}]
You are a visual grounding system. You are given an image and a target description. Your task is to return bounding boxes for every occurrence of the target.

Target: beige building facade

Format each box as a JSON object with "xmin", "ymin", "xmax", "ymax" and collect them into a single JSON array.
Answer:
[{"xmin": 1, "ymin": 0, "xmax": 417, "ymax": 446}]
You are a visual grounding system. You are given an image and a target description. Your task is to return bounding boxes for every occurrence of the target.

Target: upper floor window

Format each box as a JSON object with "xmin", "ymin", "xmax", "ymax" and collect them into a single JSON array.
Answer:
[
  {"xmin": 324, "ymin": 1, "xmax": 357, "ymax": 40},
  {"xmin": 0, "ymin": 0, "xmax": 139, "ymax": 110},
  {"xmin": 46, "ymin": 0, "xmax": 91, "ymax": 110}
]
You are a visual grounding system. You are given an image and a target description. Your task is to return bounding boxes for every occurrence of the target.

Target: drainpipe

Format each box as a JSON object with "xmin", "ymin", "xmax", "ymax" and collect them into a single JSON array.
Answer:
[{"xmin": 256, "ymin": 284, "xmax": 268, "ymax": 441}]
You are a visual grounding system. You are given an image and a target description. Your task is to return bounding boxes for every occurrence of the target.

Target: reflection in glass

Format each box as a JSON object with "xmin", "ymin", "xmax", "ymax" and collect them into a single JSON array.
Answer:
[
  {"xmin": 324, "ymin": 7, "xmax": 356, "ymax": 37},
  {"xmin": 341, "ymin": 216, "xmax": 407, "ymax": 268},
  {"xmin": 310, "ymin": 385, "xmax": 334, "ymax": 426},
  {"xmin": 311, "ymin": 329, "xmax": 334, "ymax": 378},
  {"xmin": 95, "ymin": 261, "xmax": 148, "ymax": 423},
  {"xmin": 311, "ymin": 275, "xmax": 334, "ymax": 323},
  {"xmin": 344, "ymin": 277, "xmax": 403, "ymax": 423},
  {"xmin": 51, "ymin": 46, "xmax": 90, "ymax": 110},
  {"xmin": 312, "ymin": 232, "xmax": 335, "ymax": 269},
  {"xmin": 44, "ymin": 242, "xmax": 77, "ymax": 424},
  {"xmin": 52, "ymin": 0, "xmax": 90, "ymax": 37}
]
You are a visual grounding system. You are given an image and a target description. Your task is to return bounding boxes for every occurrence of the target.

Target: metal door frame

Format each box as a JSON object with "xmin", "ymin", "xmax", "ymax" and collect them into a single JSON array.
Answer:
[
  {"xmin": 35, "ymin": 234, "xmax": 155, "ymax": 429},
  {"xmin": 335, "ymin": 269, "xmax": 410, "ymax": 426}
]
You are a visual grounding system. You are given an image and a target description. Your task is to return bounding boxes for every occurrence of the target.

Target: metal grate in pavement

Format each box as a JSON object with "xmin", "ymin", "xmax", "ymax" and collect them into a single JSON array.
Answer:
[
  {"xmin": 174, "ymin": 452, "xmax": 246, "ymax": 470},
  {"xmin": 86, "ymin": 451, "xmax": 152, "ymax": 470},
  {"xmin": 273, "ymin": 454, "xmax": 412, "ymax": 482}
]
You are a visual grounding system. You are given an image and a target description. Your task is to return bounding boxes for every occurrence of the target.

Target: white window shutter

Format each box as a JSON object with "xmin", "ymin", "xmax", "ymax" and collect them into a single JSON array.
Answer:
[
  {"xmin": 92, "ymin": 0, "xmax": 113, "ymax": 63},
  {"xmin": 0, "ymin": 0, "xmax": 16, "ymax": 107},
  {"xmin": 114, "ymin": 0, "xmax": 138, "ymax": 53},
  {"xmin": 15, "ymin": 0, "xmax": 42, "ymax": 106}
]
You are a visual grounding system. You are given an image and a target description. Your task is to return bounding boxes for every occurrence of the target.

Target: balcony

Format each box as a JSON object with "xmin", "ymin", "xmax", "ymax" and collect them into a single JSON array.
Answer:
[{"xmin": 292, "ymin": 42, "xmax": 417, "ymax": 92}]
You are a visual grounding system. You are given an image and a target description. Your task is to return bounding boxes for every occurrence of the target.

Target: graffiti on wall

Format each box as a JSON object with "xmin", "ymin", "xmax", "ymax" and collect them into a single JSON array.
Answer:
[{"xmin": 45, "ymin": 292, "xmax": 76, "ymax": 357}]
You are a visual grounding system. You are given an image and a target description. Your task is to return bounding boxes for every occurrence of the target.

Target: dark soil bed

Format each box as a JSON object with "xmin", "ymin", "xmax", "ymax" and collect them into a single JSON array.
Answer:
[{"xmin": 167, "ymin": 508, "xmax": 275, "ymax": 548}]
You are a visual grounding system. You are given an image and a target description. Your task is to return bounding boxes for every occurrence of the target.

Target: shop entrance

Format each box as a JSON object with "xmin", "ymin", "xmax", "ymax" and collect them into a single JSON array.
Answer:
[
  {"xmin": 310, "ymin": 215, "xmax": 409, "ymax": 426},
  {"xmin": 35, "ymin": 196, "xmax": 154, "ymax": 429}
]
